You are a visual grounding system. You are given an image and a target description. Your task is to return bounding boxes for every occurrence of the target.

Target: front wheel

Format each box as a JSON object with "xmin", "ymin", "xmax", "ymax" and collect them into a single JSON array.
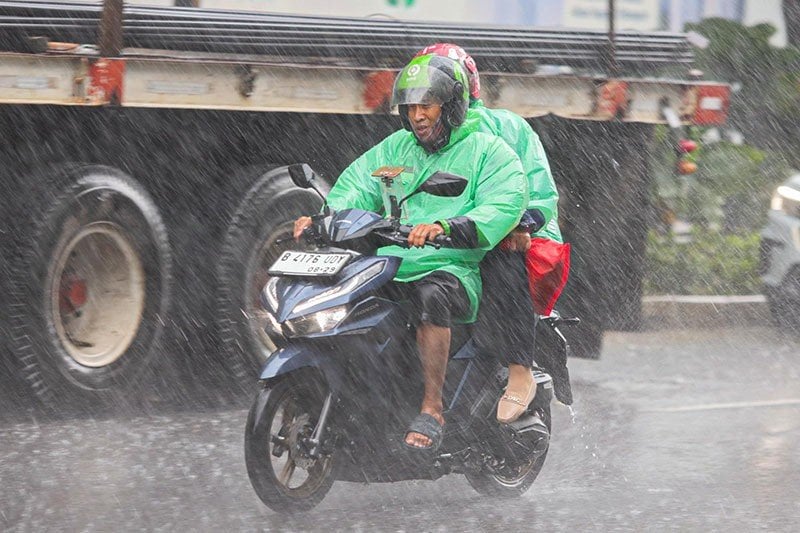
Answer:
[
  {"xmin": 244, "ymin": 374, "xmax": 334, "ymax": 513},
  {"xmin": 465, "ymin": 404, "xmax": 551, "ymax": 498}
]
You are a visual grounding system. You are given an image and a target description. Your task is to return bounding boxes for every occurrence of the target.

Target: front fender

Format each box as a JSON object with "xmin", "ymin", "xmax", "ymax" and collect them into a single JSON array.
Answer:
[
  {"xmin": 259, "ymin": 341, "xmax": 343, "ymax": 392},
  {"xmin": 248, "ymin": 386, "xmax": 275, "ymax": 434}
]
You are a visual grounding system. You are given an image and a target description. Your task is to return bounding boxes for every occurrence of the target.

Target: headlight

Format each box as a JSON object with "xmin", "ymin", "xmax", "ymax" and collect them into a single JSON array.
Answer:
[
  {"xmin": 292, "ymin": 261, "xmax": 384, "ymax": 314},
  {"xmin": 283, "ymin": 305, "xmax": 349, "ymax": 337},
  {"xmin": 771, "ymin": 185, "xmax": 800, "ymax": 217},
  {"xmin": 262, "ymin": 277, "xmax": 280, "ymax": 312}
]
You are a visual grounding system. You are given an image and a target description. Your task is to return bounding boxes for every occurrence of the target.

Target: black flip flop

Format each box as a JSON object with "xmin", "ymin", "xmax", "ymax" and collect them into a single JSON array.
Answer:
[{"xmin": 403, "ymin": 413, "xmax": 444, "ymax": 454}]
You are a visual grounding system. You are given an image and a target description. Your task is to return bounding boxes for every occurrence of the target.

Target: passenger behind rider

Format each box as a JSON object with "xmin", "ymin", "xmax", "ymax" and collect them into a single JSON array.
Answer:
[
  {"xmin": 293, "ymin": 54, "xmax": 527, "ymax": 452},
  {"xmin": 415, "ymin": 43, "xmax": 564, "ymax": 424}
]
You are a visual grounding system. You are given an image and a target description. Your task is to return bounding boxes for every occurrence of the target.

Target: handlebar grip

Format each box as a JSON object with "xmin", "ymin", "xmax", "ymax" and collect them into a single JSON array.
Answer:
[
  {"xmin": 286, "ymin": 224, "xmax": 316, "ymax": 245},
  {"xmin": 427, "ymin": 234, "xmax": 451, "ymax": 249},
  {"xmin": 392, "ymin": 224, "xmax": 450, "ymax": 248}
]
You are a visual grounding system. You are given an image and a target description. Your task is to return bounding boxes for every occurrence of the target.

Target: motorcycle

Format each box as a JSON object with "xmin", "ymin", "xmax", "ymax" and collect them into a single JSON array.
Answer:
[{"xmin": 244, "ymin": 163, "xmax": 575, "ymax": 513}]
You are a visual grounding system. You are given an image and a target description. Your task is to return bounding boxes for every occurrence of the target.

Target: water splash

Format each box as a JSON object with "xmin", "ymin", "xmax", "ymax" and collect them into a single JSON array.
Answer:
[{"xmin": 567, "ymin": 404, "xmax": 577, "ymax": 424}]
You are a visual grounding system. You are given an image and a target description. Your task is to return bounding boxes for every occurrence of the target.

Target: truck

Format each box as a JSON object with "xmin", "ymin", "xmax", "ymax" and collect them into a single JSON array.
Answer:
[{"xmin": 0, "ymin": 0, "xmax": 730, "ymax": 411}]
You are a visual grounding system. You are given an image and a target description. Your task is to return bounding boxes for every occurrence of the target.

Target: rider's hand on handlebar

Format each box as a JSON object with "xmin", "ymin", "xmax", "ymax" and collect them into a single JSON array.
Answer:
[
  {"xmin": 408, "ymin": 222, "xmax": 445, "ymax": 248},
  {"xmin": 293, "ymin": 216, "xmax": 313, "ymax": 241}
]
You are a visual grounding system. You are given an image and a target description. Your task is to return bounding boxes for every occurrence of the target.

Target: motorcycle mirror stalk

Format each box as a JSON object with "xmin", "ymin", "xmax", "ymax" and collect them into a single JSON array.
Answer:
[
  {"xmin": 288, "ymin": 163, "xmax": 330, "ymax": 215},
  {"xmin": 395, "ymin": 172, "xmax": 470, "ymax": 220}
]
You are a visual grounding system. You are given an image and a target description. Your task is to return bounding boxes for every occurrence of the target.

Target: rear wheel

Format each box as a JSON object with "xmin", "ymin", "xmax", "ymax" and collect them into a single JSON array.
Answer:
[
  {"xmin": 465, "ymin": 404, "xmax": 551, "ymax": 498},
  {"xmin": 7, "ymin": 165, "xmax": 171, "ymax": 413},
  {"xmin": 765, "ymin": 285, "xmax": 800, "ymax": 331},
  {"xmin": 216, "ymin": 167, "xmax": 325, "ymax": 382},
  {"xmin": 244, "ymin": 375, "xmax": 334, "ymax": 513}
]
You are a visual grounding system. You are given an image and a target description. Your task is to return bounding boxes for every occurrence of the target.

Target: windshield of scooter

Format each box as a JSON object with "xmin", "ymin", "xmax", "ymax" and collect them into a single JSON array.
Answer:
[
  {"xmin": 375, "ymin": 174, "xmax": 407, "ymax": 221},
  {"xmin": 368, "ymin": 166, "xmax": 412, "ymax": 221}
]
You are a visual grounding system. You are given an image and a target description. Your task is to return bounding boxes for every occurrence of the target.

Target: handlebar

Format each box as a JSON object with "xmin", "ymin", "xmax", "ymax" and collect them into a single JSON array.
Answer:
[
  {"xmin": 430, "ymin": 233, "xmax": 452, "ymax": 249},
  {"xmin": 287, "ymin": 218, "xmax": 324, "ymax": 246},
  {"xmin": 290, "ymin": 214, "xmax": 452, "ymax": 249},
  {"xmin": 392, "ymin": 224, "xmax": 451, "ymax": 249}
]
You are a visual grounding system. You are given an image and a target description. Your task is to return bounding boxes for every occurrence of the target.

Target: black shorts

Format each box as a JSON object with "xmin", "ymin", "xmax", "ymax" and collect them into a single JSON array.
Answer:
[
  {"xmin": 389, "ymin": 271, "xmax": 470, "ymax": 328},
  {"xmin": 474, "ymin": 247, "xmax": 538, "ymax": 367}
]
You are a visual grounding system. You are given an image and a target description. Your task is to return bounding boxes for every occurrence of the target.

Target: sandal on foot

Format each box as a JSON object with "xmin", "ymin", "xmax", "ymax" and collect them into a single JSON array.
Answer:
[
  {"xmin": 403, "ymin": 413, "xmax": 444, "ymax": 453},
  {"xmin": 497, "ymin": 371, "xmax": 536, "ymax": 424}
]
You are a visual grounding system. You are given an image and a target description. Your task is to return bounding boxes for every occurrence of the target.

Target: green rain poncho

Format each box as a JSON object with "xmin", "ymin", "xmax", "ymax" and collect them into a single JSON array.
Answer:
[
  {"xmin": 470, "ymin": 99, "xmax": 563, "ymax": 243},
  {"xmin": 326, "ymin": 110, "xmax": 527, "ymax": 322}
]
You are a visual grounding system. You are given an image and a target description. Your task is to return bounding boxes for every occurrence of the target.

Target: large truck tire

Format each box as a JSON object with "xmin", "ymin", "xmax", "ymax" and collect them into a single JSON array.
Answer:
[
  {"xmin": 216, "ymin": 166, "xmax": 325, "ymax": 385},
  {"xmin": 7, "ymin": 164, "xmax": 172, "ymax": 413}
]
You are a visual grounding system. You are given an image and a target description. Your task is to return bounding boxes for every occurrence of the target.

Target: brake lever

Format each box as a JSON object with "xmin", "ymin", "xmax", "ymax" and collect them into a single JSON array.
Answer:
[{"xmin": 426, "ymin": 235, "xmax": 451, "ymax": 249}]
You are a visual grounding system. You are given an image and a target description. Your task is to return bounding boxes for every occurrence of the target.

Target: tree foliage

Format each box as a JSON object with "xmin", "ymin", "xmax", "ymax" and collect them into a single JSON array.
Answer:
[
  {"xmin": 645, "ymin": 229, "xmax": 762, "ymax": 295},
  {"xmin": 686, "ymin": 18, "xmax": 800, "ymax": 166},
  {"xmin": 651, "ymin": 132, "xmax": 789, "ymax": 233},
  {"xmin": 644, "ymin": 17, "xmax": 799, "ymax": 296}
]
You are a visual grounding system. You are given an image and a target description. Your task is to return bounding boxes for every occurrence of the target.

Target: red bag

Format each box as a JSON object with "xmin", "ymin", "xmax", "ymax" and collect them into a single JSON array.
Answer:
[{"xmin": 525, "ymin": 238, "xmax": 571, "ymax": 316}]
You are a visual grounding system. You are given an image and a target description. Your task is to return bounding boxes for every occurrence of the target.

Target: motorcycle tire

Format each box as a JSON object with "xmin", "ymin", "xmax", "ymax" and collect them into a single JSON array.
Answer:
[
  {"xmin": 216, "ymin": 167, "xmax": 326, "ymax": 383},
  {"xmin": 765, "ymin": 285, "xmax": 800, "ymax": 331},
  {"xmin": 465, "ymin": 404, "xmax": 551, "ymax": 498},
  {"xmin": 7, "ymin": 164, "xmax": 172, "ymax": 414},
  {"xmin": 244, "ymin": 373, "xmax": 335, "ymax": 514}
]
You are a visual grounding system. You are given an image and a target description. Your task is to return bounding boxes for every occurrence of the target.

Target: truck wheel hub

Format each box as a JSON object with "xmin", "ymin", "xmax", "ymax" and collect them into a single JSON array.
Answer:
[{"xmin": 51, "ymin": 221, "xmax": 146, "ymax": 368}]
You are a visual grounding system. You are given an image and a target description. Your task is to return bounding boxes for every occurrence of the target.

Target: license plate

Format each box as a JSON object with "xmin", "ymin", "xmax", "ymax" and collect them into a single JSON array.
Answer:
[{"xmin": 268, "ymin": 250, "xmax": 350, "ymax": 276}]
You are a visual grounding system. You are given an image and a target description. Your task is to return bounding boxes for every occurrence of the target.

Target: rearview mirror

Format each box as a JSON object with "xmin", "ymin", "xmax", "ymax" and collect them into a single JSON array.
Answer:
[
  {"xmin": 288, "ymin": 163, "xmax": 317, "ymax": 189},
  {"xmin": 287, "ymin": 163, "xmax": 330, "ymax": 214},
  {"xmin": 397, "ymin": 172, "xmax": 468, "ymax": 217},
  {"xmin": 417, "ymin": 172, "xmax": 468, "ymax": 197}
]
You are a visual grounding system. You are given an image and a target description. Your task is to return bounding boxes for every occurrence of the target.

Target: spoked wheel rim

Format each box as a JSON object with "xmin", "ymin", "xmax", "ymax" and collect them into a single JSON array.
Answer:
[
  {"xmin": 246, "ymin": 221, "xmax": 295, "ymax": 364},
  {"xmin": 50, "ymin": 220, "xmax": 145, "ymax": 368},
  {"xmin": 490, "ymin": 407, "xmax": 550, "ymax": 488},
  {"xmin": 267, "ymin": 389, "xmax": 332, "ymax": 497},
  {"xmin": 492, "ymin": 457, "xmax": 540, "ymax": 487}
]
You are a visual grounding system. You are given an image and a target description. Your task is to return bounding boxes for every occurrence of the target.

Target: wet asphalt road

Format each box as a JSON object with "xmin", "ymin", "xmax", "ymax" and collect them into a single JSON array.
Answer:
[{"xmin": 1, "ymin": 326, "xmax": 799, "ymax": 532}]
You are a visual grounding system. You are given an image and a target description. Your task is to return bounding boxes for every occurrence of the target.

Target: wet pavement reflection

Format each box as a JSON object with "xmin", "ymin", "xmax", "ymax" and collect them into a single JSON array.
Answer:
[{"xmin": 1, "ymin": 326, "xmax": 798, "ymax": 531}]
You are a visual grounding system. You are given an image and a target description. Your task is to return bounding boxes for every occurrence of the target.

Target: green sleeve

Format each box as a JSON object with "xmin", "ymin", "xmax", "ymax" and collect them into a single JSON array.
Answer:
[
  {"xmin": 326, "ymin": 141, "xmax": 385, "ymax": 213},
  {"xmin": 492, "ymin": 109, "xmax": 558, "ymax": 224},
  {"xmin": 525, "ymin": 128, "xmax": 559, "ymax": 225},
  {"xmin": 465, "ymin": 137, "xmax": 528, "ymax": 249}
]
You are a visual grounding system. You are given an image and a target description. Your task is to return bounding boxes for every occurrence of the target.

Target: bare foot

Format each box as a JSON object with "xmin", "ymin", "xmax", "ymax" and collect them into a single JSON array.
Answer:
[{"xmin": 404, "ymin": 410, "xmax": 444, "ymax": 448}]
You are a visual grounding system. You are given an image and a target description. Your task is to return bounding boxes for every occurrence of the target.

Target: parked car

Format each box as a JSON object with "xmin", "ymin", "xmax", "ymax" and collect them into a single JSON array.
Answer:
[{"xmin": 760, "ymin": 174, "xmax": 800, "ymax": 327}]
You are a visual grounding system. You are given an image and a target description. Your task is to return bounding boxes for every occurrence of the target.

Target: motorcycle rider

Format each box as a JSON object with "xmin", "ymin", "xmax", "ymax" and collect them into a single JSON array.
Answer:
[
  {"xmin": 293, "ymin": 54, "xmax": 527, "ymax": 451},
  {"xmin": 415, "ymin": 43, "xmax": 565, "ymax": 423}
]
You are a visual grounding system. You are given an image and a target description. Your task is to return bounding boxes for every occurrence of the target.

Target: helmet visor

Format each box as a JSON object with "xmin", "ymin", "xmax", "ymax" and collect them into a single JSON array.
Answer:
[
  {"xmin": 392, "ymin": 86, "xmax": 444, "ymax": 107},
  {"xmin": 391, "ymin": 57, "xmax": 456, "ymax": 108}
]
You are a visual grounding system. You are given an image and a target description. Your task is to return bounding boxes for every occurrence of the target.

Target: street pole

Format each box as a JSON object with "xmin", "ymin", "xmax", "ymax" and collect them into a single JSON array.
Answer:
[
  {"xmin": 99, "ymin": 0, "xmax": 123, "ymax": 57},
  {"xmin": 608, "ymin": 0, "xmax": 618, "ymax": 77}
]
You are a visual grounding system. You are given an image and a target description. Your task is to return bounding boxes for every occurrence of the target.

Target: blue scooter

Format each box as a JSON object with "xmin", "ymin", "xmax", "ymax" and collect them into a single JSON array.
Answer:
[{"xmin": 244, "ymin": 164, "xmax": 573, "ymax": 513}]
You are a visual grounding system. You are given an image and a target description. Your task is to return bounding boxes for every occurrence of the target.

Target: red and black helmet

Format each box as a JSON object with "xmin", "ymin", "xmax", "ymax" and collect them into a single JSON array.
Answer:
[{"xmin": 415, "ymin": 43, "xmax": 480, "ymax": 100}]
